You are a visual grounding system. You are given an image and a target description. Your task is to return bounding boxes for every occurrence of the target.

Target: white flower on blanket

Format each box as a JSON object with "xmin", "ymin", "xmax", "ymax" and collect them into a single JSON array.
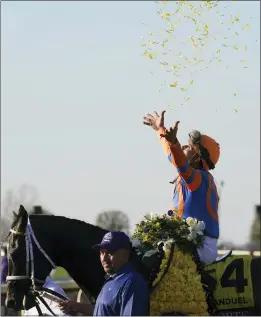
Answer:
[
  {"xmin": 186, "ymin": 218, "xmax": 206, "ymax": 242},
  {"xmin": 163, "ymin": 238, "xmax": 175, "ymax": 252},
  {"xmin": 187, "ymin": 230, "xmax": 197, "ymax": 241},
  {"xmin": 186, "ymin": 217, "xmax": 197, "ymax": 227},
  {"xmin": 197, "ymin": 221, "xmax": 205, "ymax": 231}
]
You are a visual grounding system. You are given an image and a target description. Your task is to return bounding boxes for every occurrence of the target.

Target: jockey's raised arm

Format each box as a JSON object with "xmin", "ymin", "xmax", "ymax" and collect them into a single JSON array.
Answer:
[{"xmin": 157, "ymin": 126, "xmax": 202, "ymax": 192}]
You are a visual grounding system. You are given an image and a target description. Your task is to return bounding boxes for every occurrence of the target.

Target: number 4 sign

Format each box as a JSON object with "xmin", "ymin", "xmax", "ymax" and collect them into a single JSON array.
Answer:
[
  {"xmin": 220, "ymin": 258, "xmax": 248, "ymax": 293},
  {"xmin": 204, "ymin": 255, "xmax": 255, "ymax": 311}
]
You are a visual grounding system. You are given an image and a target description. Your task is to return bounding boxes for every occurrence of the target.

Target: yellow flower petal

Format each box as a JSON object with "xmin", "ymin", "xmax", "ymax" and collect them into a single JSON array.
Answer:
[{"xmin": 169, "ymin": 81, "xmax": 178, "ymax": 87}]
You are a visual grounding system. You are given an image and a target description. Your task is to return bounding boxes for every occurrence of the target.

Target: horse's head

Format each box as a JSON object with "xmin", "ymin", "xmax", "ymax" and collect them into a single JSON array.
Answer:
[
  {"xmin": 5, "ymin": 205, "xmax": 29, "ymax": 310},
  {"xmin": 5, "ymin": 205, "xmax": 55, "ymax": 311}
]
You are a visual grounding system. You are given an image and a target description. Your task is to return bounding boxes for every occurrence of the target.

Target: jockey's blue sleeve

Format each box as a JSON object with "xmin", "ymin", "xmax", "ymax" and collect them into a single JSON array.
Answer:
[{"xmin": 120, "ymin": 278, "xmax": 149, "ymax": 316}]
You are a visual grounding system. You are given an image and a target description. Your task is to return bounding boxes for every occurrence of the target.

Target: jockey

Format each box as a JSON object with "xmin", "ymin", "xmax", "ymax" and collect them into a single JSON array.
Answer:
[{"xmin": 143, "ymin": 111, "xmax": 220, "ymax": 265}]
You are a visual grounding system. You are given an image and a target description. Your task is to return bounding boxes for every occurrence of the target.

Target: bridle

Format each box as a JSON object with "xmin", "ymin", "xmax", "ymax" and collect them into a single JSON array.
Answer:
[
  {"xmin": 6, "ymin": 218, "xmax": 57, "ymax": 286},
  {"xmin": 5, "ymin": 218, "xmax": 67, "ymax": 316}
]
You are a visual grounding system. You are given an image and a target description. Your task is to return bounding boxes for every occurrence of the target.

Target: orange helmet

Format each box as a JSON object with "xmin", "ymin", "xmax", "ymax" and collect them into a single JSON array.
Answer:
[{"xmin": 188, "ymin": 130, "xmax": 220, "ymax": 170}]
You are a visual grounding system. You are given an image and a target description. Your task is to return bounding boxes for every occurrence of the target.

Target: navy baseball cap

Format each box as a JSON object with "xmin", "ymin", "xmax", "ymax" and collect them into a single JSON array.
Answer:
[{"xmin": 92, "ymin": 231, "xmax": 131, "ymax": 252}]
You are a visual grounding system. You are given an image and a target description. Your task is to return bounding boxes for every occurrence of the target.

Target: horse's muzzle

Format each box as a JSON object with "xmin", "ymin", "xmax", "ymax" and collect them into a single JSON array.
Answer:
[
  {"xmin": 5, "ymin": 296, "xmax": 24, "ymax": 311},
  {"xmin": 6, "ymin": 298, "xmax": 16, "ymax": 309}
]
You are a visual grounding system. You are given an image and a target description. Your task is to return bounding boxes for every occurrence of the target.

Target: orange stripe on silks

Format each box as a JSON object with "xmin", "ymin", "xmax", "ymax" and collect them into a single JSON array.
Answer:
[
  {"xmin": 206, "ymin": 174, "xmax": 219, "ymax": 221},
  {"xmin": 185, "ymin": 171, "xmax": 202, "ymax": 192},
  {"xmin": 212, "ymin": 181, "xmax": 220, "ymax": 214},
  {"xmin": 179, "ymin": 168, "xmax": 193, "ymax": 180},
  {"xmin": 214, "ymin": 195, "xmax": 219, "ymax": 218},
  {"xmin": 176, "ymin": 181, "xmax": 184, "ymax": 218}
]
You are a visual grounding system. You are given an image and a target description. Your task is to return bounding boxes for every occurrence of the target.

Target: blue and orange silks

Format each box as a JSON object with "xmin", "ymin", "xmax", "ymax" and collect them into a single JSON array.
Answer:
[{"xmin": 158, "ymin": 128, "xmax": 220, "ymax": 239}]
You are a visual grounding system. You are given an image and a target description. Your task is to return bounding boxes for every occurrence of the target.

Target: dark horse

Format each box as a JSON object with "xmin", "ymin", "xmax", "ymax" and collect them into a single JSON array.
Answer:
[
  {"xmin": 5, "ymin": 206, "xmax": 148, "ymax": 312},
  {"xmin": 5, "ymin": 206, "xmax": 261, "ymax": 316}
]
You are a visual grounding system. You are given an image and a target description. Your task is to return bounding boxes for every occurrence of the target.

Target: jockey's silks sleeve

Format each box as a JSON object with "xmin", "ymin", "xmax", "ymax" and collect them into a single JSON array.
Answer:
[{"xmin": 157, "ymin": 128, "xmax": 202, "ymax": 192}]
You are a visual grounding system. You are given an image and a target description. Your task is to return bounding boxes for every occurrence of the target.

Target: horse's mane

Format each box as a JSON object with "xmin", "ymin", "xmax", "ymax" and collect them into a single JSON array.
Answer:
[
  {"xmin": 28, "ymin": 214, "xmax": 109, "ymax": 255},
  {"xmin": 29, "ymin": 214, "xmax": 95, "ymax": 226},
  {"xmin": 29, "ymin": 214, "xmax": 107, "ymax": 234}
]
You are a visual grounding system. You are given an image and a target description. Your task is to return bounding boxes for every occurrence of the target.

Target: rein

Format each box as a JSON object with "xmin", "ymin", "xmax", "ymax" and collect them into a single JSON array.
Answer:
[
  {"xmin": 31, "ymin": 287, "xmax": 69, "ymax": 316},
  {"xmin": 6, "ymin": 218, "xmax": 65, "ymax": 316}
]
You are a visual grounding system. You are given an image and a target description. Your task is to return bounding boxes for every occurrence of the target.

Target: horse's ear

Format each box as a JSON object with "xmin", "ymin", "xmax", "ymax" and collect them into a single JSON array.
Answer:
[
  {"xmin": 18, "ymin": 205, "xmax": 28, "ymax": 217},
  {"xmin": 17, "ymin": 205, "xmax": 28, "ymax": 229}
]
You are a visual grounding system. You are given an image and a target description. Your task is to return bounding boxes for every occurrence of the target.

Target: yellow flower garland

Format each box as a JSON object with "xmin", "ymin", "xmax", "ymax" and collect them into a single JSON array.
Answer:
[{"xmin": 150, "ymin": 246, "xmax": 209, "ymax": 316}]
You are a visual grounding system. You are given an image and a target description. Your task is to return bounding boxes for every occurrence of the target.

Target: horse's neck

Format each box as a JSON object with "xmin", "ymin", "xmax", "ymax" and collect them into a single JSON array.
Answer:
[
  {"xmin": 56, "ymin": 220, "xmax": 107, "ymax": 298},
  {"xmin": 31, "ymin": 215, "xmax": 107, "ymax": 298},
  {"xmin": 59, "ymin": 239, "xmax": 105, "ymax": 298}
]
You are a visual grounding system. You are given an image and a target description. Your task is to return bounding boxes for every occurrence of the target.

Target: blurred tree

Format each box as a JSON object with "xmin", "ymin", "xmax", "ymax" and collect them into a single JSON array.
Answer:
[
  {"xmin": 250, "ymin": 205, "xmax": 260, "ymax": 248},
  {"xmin": 29, "ymin": 205, "xmax": 53, "ymax": 215},
  {"xmin": 96, "ymin": 211, "xmax": 130, "ymax": 235}
]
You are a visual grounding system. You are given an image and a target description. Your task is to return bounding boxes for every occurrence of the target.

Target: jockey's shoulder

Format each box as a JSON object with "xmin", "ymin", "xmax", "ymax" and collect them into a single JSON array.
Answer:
[{"xmin": 198, "ymin": 169, "xmax": 217, "ymax": 185}]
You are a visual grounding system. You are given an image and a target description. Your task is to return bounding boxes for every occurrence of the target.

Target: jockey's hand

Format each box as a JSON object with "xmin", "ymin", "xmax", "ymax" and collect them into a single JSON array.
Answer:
[
  {"xmin": 160, "ymin": 121, "xmax": 180, "ymax": 144},
  {"xmin": 143, "ymin": 110, "xmax": 166, "ymax": 131}
]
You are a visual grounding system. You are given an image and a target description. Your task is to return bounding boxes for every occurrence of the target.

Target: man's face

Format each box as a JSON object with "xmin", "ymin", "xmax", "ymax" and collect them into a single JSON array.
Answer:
[
  {"xmin": 182, "ymin": 144, "xmax": 197, "ymax": 162},
  {"xmin": 100, "ymin": 248, "xmax": 129, "ymax": 274}
]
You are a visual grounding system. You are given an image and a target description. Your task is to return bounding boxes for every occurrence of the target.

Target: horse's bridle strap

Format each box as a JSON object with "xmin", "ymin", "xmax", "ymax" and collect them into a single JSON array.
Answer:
[
  {"xmin": 10, "ymin": 228, "xmax": 26, "ymax": 236},
  {"xmin": 30, "ymin": 286, "xmax": 69, "ymax": 316},
  {"xmin": 34, "ymin": 292, "xmax": 57, "ymax": 316},
  {"xmin": 6, "ymin": 214, "xmax": 60, "ymax": 316},
  {"xmin": 6, "ymin": 275, "xmax": 30, "ymax": 281},
  {"xmin": 6, "ymin": 218, "xmax": 57, "ymax": 286},
  {"xmin": 6, "ymin": 275, "xmax": 46, "ymax": 283},
  {"xmin": 39, "ymin": 287, "xmax": 68, "ymax": 301}
]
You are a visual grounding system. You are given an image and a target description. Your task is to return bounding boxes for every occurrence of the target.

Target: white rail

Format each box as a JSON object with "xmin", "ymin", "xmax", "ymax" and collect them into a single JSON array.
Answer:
[{"xmin": 218, "ymin": 249, "xmax": 260, "ymax": 256}]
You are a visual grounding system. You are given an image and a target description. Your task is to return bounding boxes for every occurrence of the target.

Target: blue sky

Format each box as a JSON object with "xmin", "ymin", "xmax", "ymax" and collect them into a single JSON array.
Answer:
[{"xmin": 2, "ymin": 1, "xmax": 260, "ymax": 244}]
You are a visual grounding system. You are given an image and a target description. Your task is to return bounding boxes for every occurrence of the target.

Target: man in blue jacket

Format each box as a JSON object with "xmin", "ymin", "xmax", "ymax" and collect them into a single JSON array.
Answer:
[
  {"xmin": 92, "ymin": 231, "xmax": 149, "ymax": 316},
  {"xmin": 58, "ymin": 231, "xmax": 149, "ymax": 316}
]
